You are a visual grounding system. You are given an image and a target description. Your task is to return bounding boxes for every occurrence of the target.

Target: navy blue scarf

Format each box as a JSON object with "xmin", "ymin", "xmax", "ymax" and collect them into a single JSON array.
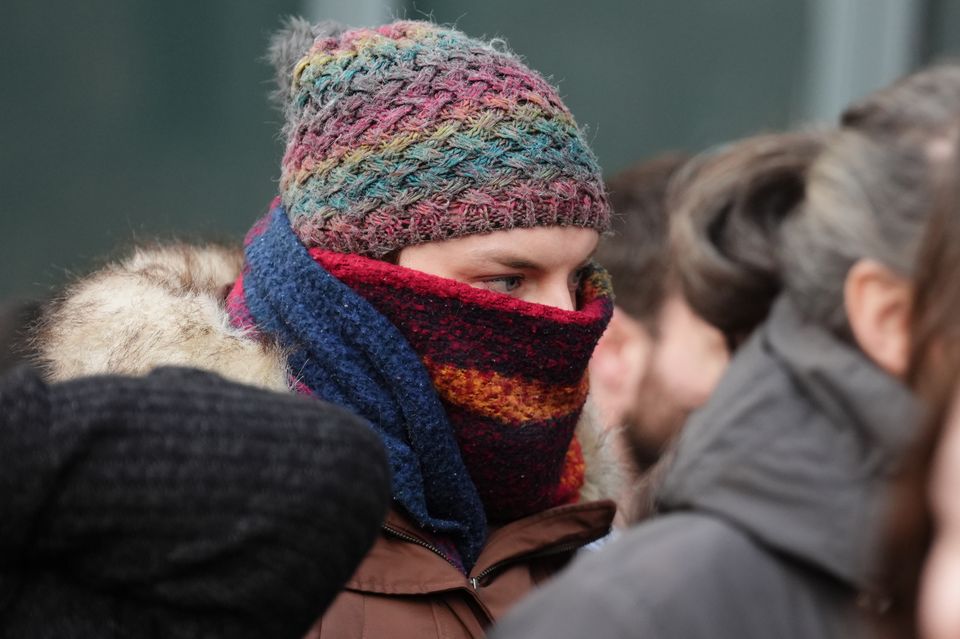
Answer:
[{"xmin": 228, "ymin": 205, "xmax": 486, "ymax": 568}]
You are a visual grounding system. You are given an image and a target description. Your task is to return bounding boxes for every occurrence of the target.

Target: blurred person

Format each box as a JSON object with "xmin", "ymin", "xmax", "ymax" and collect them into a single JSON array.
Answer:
[
  {"xmin": 876, "ymin": 143, "xmax": 960, "ymax": 639},
  {"xmin": 490, "ymin": 64, "xmax": 960, "ymax": 639},
  {"xmin": 590, "ymin": 153, "xmax": 729, "ymax": 478},
  {"xmin": 31, "ymin": 19, "xmax": 623, "ymax": 639},
  {"xmin": 884, "ymin": 383, "xmax": 960, "ymax": 639},
  {"xmin": 914, "ymin": 389, "xmax": 960, "ymax": 639},
  {"xmin": 0, "ymin": 365, "xmax": 391, "ymax": 638}
]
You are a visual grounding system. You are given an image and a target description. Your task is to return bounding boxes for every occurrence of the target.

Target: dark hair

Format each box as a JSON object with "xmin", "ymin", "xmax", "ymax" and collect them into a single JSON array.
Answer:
[
  {"xmin": 908, "ymin": 165, "xmax": 960, "ymax": 391},
  {"xmin": 669, "ymin": 132, "xmax": 823, "ymax": 343},
  {"xmin": 878, "ymin": 373, "xmax": 951, "ymax": 639},
  {"xmin": 843, "ymin": 64, "xmax": 960, "ymax": 138},
  {"xmin": 593, "ymin": 153, "xmax": 691, "ymax": 326},
  {"xmin": 878, "ymin": 139, "xmax": 960, "ymax": 639},
  {"xmin": 670, "ymin": 64, "xmax": 960, "ymax": 345}
]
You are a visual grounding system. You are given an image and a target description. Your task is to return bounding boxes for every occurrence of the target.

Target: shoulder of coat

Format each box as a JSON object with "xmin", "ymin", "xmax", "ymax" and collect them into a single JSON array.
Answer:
[{"xmin": 31, "ymin": 242, "xmax": 289, "ymax": 392}]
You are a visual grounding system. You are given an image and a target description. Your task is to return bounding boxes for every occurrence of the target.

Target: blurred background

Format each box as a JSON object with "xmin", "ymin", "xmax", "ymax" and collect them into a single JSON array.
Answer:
[{"xmin": 2, "ymin": 0, "xmax": 959, "ymax": 302}]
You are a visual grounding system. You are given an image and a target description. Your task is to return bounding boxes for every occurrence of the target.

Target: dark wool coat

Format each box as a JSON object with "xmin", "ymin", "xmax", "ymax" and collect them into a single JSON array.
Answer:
[
  {"xmin": 0, "ymin": 366, "xmax": 391, "ymax": 639},
  {"xmin": 490, "ymin": 296, "xmax": 916, "ymax": 639}
]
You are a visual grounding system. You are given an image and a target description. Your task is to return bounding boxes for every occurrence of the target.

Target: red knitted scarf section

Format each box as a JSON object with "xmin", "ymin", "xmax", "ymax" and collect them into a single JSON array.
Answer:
[{"xmin": 312, "ymin": 249, "xmax": 613, "ymax": 522}]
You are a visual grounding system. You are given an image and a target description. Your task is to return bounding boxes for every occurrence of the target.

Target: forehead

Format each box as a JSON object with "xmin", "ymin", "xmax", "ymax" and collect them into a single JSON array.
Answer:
[{"xmin": 439, "ymin": 226, "xmax": 599, "ymax": 265}]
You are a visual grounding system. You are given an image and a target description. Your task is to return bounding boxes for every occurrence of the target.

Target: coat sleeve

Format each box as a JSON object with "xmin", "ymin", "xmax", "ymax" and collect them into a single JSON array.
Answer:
[
  {"xmin": 489, "ymin": 580, "xmax": 664, "ymax": 639},
  {"xmin": 0, "ymin": 366, "xmax": 391, "ymax": 638}
]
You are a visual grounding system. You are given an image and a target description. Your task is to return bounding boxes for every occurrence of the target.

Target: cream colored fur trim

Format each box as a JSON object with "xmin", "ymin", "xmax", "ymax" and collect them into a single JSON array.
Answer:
[
  {"xmin": 34, "ymin": 244, "xmax": 288, "ymax": 392},
  {"xmin": 576, "ymin": 395, "xmax": 623, "ymax": 503}
]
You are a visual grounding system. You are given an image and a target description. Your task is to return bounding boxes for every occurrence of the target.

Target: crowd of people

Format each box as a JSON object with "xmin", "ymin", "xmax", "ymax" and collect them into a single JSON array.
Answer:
[{"xmin": 3, "ymin": 16, "xmax": 960, "ymax": 639}]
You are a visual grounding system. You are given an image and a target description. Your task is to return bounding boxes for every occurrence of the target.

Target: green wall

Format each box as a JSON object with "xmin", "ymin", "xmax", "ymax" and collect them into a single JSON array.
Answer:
[
  {"xmin": 2, "ymin": 1, "xmax": 301, "ymax": 300},
  {"xmin": 410, "ymin": 0, "xmax": 808, "ymax": 173},
  {"xmin": 4, "ymin": 1, "xmax": 945, "ymax": 301},
  {"xmin": 925, "ymin": 0, "xmax": 960, "ymax": 58}
]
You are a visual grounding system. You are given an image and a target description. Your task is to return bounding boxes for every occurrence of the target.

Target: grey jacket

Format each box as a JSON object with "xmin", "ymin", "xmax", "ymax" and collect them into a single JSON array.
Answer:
[{"xmin": 490, "ymin": 297, "xmax": 915, "ymax": 639}]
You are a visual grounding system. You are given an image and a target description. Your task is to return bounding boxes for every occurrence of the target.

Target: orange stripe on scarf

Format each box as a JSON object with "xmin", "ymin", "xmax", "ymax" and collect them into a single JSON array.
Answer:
[{"xmin": 424, "ymin": 358, "xmax": 590, "ymax": 424}]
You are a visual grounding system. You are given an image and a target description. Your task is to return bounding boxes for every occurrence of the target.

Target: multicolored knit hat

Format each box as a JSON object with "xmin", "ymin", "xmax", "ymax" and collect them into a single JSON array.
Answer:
[{"xmin": 268, "ymin": 19, "xmax": 610, "ymax": 257}]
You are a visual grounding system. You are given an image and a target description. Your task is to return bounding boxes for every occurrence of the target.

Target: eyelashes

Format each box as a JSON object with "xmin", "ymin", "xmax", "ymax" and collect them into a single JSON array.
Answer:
[
  {"xmin": 480, "ymin": 275, "xmax": 524, "ymax": 294},
  {"xmin": 478, "ymin": 267, "xmax": 587, "ymax": 297}
]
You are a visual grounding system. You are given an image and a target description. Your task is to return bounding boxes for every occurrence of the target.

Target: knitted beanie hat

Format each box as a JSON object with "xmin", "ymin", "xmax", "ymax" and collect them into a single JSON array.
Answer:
[{"xmin": 268, "ymin": 19, "xmax": 610, "ymax": 257}]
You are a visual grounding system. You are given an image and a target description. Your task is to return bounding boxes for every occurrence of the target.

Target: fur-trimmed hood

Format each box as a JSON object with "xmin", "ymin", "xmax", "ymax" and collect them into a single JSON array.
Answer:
[{"xmin": 33, "ymin": 244, "xmax": 621, "ymax": 504}]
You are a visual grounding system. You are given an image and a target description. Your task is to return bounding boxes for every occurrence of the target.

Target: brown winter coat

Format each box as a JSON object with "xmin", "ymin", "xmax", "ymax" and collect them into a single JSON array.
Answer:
[
  {"xmin": 312, "ymin": 502, "xmax": 615, "ymax": 639},
  {"xmin": 32, "ymin": 243, "xmax": 624, "ymax": 638}
]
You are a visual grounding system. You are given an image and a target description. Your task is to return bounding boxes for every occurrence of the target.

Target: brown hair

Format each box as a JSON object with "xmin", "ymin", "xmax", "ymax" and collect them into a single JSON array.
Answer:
[
  {"xmin": 670, "ymin": 64, "xmax": 960, "ymax": 345},
  {"xmin": 879, "ymin": 374, "xmax": 953, "ymax": 639},
  {"xmin": 594, "ymin": 153, "xmax": 691, "ymax": 326},
  {"xmin": 669, "ymin": 132, "xmax": 824, "ymax": 343},
  {"xmin": 843, "ymin": 64, "xmax": 960, "ymax": 139},
  {"xmin": 879, "ymin": 139, "xmax": 960, "ymax": 639}
]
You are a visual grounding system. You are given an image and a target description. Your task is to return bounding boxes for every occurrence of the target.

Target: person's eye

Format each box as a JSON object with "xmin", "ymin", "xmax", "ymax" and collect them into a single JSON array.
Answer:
[{"xmin": 480, "ymin": 275, "xmax": 524, "ymax": 294}]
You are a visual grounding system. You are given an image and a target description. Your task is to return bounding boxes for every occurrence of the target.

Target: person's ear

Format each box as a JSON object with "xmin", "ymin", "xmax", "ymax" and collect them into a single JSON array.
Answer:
[{"xmin": 844, "ymin": 259, "xmax": 913, "ymax": 378}]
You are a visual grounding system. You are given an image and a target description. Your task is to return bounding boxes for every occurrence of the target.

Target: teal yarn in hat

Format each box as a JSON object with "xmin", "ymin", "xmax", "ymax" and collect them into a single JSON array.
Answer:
[{"xmin": 269, "ymin": 19, "xmax": 610, "ymax": 257}]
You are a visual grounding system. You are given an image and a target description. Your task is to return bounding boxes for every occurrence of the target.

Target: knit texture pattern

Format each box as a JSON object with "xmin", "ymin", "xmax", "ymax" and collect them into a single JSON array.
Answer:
[
  {"xmin": 228, "ymin": 205, "xmax": 487, "ymax": 569},
  {"xmin": 0, "ymin": 366, "xmax": 391, "ymax": 639},
  {"xmin": 316, "ymin": 247, "xmax": 613, "ymax": 523},
  {"xmin": 279, "ymin": 20, "xmax": 610, "ymax": 256}
]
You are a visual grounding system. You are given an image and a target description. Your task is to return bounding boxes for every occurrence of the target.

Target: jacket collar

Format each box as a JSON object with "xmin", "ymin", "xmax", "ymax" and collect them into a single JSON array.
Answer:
[
  {"xmin": 346, "ymin": 501, "xmax": 616, "ymax": 595},
  {"xmin": 657, "ymin": 296, "xmax": 916, "ymax": 591}
]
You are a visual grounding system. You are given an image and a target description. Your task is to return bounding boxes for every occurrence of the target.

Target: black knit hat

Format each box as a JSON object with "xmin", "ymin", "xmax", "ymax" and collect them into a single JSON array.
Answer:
[{"xmin": 0, "ymin": 366, "xmax": 390, "ymax": 638}]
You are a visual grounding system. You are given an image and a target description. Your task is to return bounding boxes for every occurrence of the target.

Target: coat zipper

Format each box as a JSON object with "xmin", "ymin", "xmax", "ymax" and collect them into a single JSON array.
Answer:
[
  {"xmin": 468, "ymin": 534, "xmax": 608, "ymax": 590},
  {"xmin": 381, "ymin": 523, "xmax": 463, "ymax": 571},
  {"xmin": 383, "ymin": 524, "xmax": 610, "ymax": 591},
  {"xmin": 380, "ymin": 523, "xmax": 496, "ymax": 622}
]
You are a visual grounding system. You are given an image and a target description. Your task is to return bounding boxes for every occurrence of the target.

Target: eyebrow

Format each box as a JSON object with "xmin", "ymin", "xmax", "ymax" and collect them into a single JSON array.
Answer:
[
  {"xmin": 480, "ymin": 252, "xmax": 543, "ymax": 270},
  {"xmin": 467, "ymin": 249, "xmax": 595, "ymax": 272}
]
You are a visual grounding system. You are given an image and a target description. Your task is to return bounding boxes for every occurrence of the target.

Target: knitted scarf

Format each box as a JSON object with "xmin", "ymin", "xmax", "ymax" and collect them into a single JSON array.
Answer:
[{"xmin": 227, "ymin": 204, "xmax": 612, "ymax": 568}]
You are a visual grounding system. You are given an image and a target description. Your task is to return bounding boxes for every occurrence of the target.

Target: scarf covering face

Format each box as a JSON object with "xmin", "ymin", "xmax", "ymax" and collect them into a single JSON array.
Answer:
[
  {"xmin": 316, "ymin": 246, "xmax": 613, "ymax": 524},
  {"xmin": 227, "ymin": 203, "xmax": 612, "ymax": 568}
]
